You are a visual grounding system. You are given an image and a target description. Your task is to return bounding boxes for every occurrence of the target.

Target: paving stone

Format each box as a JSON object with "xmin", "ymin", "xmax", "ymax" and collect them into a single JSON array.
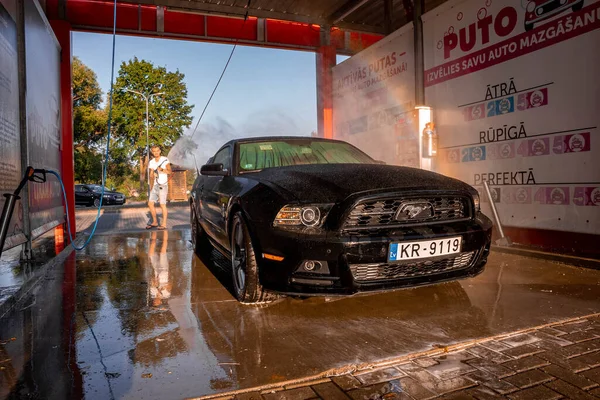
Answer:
[
  {"xmin": 580, "ymin": 367, "xmax": 600, "ymax": 385},
  {"xmin": 262, "ymin": 387, "xmax": 316, "ymax": 400},
  {"xmin": 356, "ymin": 367, "xmax": 405, "ymax": 385},
  {"xmin": 425, "ymin": 352, "xmax": 478, "ymax": 380},
  {"xmin": 466, "ymin": 357, "xmax": 515, "ymax": 378},
  {"xmin": 558, "ymin": 320, "xmax": 593, "ymax": 334},
  {"xmin": 588, "ymin": 387, "xmax": 600, "ymax": 397},
  {"xmin": 501, "ymin": 344, "xmax": 545, "ymax": 359},
  {"xmin": 396, "ymin": 376, "xmax": 437, "ymax": 400},
  {"xmin": 427, "ymin": 376, "xmax": 477, "ymax": 396},
  {"xmin": 438, "ymin": 391, "xmax": 477, "ymax": 399},
  {"xmin": 563, "ymin": 339, "xmax": 600, "ymax": 359},
  {"xmin": 347, "ymin": 382, "xmax": 412, "ymax": 400},
  {"xmin": 480, "ymin": 341, "xmax": 512, "ymax": 352},
  {"xmin": 468, "ymin": 370, "xmax": 519, "ymax": 395},
  {"xmin": 467, "ymin": 346, "xmax": 513, "ymax": 364},
  {"xmin": 539, "ymin": 327, "xmax": 568, "ymax": 336},
  {"xmin": 562, "ymin": 330, "xmax": 600, "ymax": 344},
  {"xmin": 501, "ymin": 334, "xmax": 540, "ymax": 348},
  {"xmin": 570, "ymin": 351, "xmax": 600, "ymax": 369},
  {"xmin": 506, "ymin": 384, "xmax": 561, "ymax": 400},
  {"xmin": 545, "ymin": 379, "xmax": 598, "ymax": 400},
  {"xmin": 542, "ymin": 364, "xmax": 598, "ymax": 390},
  {"xmin": 396, "ymin": 363, "xmax": 437, "ymax": 385},
  {"xmin": 537, "ymin": 349, "xmax": 593, "ymax": 373},
  {"xmin": 465, "ymin": 386, "xmax": 504, "ymax": 400},
  {"xmin": 532, "ymin": 331, "xmax": 574, "ymax": 347},
  {"xmin": 502, "ymin": 369, "xmax": 555, "ymax": 389},
  {"xmin": 502, "ymin": 356, "xmax": 550, "ymax": 373},
  {"xmin": 234, "ymin": 392, "xmax": 264, "ymax": 400},
  {"xmin": 332, "ymin": 375, "xmax": 363, "ymax": 391},
  {"xmin": 413, "ymin": 357, "xmax": 439, "ymax": 368},
  {"xmin": 311, "ymin": 382, "xmax": 351, "ymax": 400}
]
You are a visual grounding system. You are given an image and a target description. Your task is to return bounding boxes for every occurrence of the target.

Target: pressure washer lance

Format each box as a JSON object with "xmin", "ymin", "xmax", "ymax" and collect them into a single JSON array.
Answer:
[{"xmin": 0, "ymin": 166, "xmax": 46, "ymax": 257}]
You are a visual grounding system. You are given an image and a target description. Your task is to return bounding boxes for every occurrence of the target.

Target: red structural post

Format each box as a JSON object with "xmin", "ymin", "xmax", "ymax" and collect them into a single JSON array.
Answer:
[
  {"xmin": 316, "ymin": 44, "xmax": 336, "ymax": 139},
  {"xmin": 49, "ymin": 20, "xmax": 76, "ymax": 239}
]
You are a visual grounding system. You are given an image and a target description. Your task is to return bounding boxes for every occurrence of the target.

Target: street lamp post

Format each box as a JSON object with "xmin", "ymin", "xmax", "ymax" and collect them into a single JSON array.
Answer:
[{"xmin": 123, "ymin": 89, "xmax": 164, "ymax": 198}]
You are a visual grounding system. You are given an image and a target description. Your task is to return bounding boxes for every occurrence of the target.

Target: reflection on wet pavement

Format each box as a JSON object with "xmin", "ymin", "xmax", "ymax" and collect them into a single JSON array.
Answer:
[{"xmin": 1, "ymin": 230, "xmax": 599, "ymax": 399}]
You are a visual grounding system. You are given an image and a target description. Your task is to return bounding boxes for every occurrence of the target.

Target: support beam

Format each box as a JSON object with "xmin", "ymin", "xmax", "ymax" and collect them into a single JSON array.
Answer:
[
  {"xmin": 119, "ymin": 0, "xmax": 326, "ymax": 26},
  {"xmin": 328, "ymin": 0, "xmax": 373, "ymax": 24},
  {"xmin": 384, "ymin": 0, "xmax": 393, "ymax": 34},
  {"xmin": 316, "ymin": 27, "xmax": 336, "ymax": 139},
  {"xmin": 413, "ymin": 0, "xmax": 424, "ymax": 105},
  {"xmin": 49, "ymin": 20, "xmax": 76, "ymax": 240}
]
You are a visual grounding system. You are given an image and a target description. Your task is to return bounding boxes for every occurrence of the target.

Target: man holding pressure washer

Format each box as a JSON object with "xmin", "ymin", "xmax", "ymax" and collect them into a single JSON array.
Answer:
[{"xmin": 147, "ymin": 145, "xmax": 172, "ymax": 230}]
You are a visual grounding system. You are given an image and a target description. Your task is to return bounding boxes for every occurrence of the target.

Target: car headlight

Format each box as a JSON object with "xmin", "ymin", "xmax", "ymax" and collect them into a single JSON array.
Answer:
[
  {"xmin": 473, "ymin": 193, "xmax": 480, "ymax": 212},
  {"xmin": 274, "ymin": 205, "xmax": 330, "ymax": 228},
  {"xmin": 526, "ymin": 1, "xmax": 536, "ymax": 13}
]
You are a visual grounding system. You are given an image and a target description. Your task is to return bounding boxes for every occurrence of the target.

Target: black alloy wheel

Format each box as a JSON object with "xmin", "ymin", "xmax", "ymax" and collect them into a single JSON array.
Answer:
[{"xmin": 230, "ymin": 212, "xmax": 277, "ymax": 304}]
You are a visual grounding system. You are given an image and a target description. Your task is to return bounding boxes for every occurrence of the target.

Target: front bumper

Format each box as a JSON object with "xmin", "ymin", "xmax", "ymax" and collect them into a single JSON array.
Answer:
[{"xmin": 252, "ymin": 213, "xmax": 493, "ymax": 295}]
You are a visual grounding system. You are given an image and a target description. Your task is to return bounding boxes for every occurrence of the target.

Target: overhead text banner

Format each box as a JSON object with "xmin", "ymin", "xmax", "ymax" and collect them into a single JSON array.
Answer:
[{"xmin": 332, "ymin": 23, "xmax": 417, "ymax": 166}]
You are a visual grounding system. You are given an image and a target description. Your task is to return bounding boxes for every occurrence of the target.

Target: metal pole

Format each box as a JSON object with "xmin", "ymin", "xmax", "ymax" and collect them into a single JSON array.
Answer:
[{"xmin": 483, "ymin": 180, "xmax": 511, "ymax": 246}]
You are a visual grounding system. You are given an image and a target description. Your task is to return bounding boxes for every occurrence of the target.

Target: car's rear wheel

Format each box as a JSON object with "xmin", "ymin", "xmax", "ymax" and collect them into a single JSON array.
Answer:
[
  {"xmin": 93, "ymin": 198, "xmax": 100, "ymax": 207},
  {"xmin": 230, "ymin": 212, "xmax": 278, "ymax": 304},
  {"xmin": 572, "ymin": 0, "xmax": 584, "ymax": 11},
  {"xmin": 191, "ymin": 205, "xmax": 211, "ymax": 256}
]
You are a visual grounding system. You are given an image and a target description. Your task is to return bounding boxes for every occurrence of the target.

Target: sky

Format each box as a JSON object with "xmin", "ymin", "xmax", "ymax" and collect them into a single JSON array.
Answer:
[{"xmin": 73, "ymin": 32, "xmax": 348, "ymax": 164}]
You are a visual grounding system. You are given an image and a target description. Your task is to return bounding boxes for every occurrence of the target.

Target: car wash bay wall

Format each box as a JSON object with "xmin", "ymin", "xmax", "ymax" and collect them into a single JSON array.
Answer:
[
  {"xmin": 332, "ymin": 0, "xmax": 599, "ymax": 254},
  {"xmin": 0, "ymin": 0, "xmax": 63, "ymax": 253},
  {"xmin": 422, "ymin": 0, "xmax": 600, "ymax": 253}
]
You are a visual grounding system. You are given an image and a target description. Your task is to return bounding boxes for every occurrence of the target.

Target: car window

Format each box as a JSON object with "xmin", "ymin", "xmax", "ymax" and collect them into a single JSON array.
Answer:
[
  {"xmin": 238, "ymin": 140, "xmax": 375, "ymax": 171},
  {"xmin": 213, "ymin": 147, "xmax": 231, "ymax": 170}
]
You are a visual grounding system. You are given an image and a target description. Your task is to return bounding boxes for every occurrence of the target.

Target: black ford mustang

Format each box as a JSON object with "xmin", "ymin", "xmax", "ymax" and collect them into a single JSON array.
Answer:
[{"xmin": 190, "ymin": 136, "xmax": 492, "ymax": 303}]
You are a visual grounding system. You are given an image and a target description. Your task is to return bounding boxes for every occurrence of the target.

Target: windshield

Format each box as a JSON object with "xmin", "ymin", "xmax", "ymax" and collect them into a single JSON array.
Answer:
[
  {"xmin": 238, "ymin": 139, "xmax": 375, "ymax": 172},
  {"xmin": 88, "ymin": 185, "xmax": 110, "ymax": 193}
]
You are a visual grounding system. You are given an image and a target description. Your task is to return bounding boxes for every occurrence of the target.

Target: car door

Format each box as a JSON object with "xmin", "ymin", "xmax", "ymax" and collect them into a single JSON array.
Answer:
[{"xmin": 200, "ymin": 147, "xmax": 233, "ymax": 249}]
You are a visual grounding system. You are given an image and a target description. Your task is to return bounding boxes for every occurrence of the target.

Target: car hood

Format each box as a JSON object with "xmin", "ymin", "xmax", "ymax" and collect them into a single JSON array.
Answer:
[{"xmin": 247, "ymin": 164, "xmax": 474, "ymax": 203}]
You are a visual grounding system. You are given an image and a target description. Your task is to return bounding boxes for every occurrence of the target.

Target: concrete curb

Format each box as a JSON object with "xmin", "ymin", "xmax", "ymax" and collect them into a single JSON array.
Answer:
[
  {"xmin": 0, "ymin": 237, "xmax": 80, "ymax": 319},
  {"xmin": 189, "ymin": 312, "xmax": 600, "ymax": 400},
  {"xmin": 491, "ymin": 244, "xmax": 600, "ymax": 270},
  {"xmin": 75, "ymin": 201, "xmax": 189, "ymax": 215}
]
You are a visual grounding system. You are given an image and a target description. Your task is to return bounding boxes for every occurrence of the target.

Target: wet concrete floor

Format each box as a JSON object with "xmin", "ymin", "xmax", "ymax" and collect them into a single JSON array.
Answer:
[{"xmin": 0, "ymin": 230, "xmax": 599, "ymax": 399}]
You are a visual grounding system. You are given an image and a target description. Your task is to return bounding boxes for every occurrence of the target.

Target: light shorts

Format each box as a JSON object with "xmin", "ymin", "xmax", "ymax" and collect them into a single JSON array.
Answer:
[{"xmin": 149, "ymin": 183, "xmax": 168, "ymax": 204}]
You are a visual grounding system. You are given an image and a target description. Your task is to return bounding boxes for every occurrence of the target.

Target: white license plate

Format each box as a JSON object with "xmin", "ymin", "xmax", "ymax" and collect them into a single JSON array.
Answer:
[{"xmin": 388, "ymin": 236, "xmax": 462, "ymax": 262}]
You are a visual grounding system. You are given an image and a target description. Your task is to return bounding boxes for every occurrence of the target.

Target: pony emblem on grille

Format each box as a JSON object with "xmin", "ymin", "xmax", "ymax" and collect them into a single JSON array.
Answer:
[{"xmin": 395, "ymin": 202, "xmax": 433, "ymax": 221}]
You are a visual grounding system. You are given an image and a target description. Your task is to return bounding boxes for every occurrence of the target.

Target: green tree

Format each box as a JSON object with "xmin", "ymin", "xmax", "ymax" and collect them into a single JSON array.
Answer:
[
  {"xmin": 112, "ymin": 57, "xmax": 194, "ymax": 190},
  {"xmin": 72, "ymin": 56, "xmax": 107, "ymax": 183}
]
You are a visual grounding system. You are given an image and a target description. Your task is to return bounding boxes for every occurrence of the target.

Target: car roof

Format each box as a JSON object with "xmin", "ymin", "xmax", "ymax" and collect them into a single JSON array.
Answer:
[{"xmin": 222, "ymin": 136, "xmax": 350, "ymax": 147}]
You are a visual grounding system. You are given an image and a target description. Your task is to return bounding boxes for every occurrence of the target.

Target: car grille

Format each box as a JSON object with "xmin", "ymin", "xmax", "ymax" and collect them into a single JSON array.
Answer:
[
  {"xmin": 349, "ymin": 251, "xmax": 476, "ymax": 282},
  {"xmin": 342, "ymin": 195, "xmax": 469, "ymax": 230}
]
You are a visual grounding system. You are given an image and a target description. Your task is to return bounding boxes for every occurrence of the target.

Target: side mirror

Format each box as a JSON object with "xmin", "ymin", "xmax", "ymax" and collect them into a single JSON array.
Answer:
[{"xmin": 200, "ymin": 163, "xmax": 229, "ymax": 176}]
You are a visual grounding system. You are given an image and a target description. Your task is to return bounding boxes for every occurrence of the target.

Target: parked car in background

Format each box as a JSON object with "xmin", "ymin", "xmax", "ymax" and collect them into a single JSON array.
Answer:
[
  {"xmin": 75, "ymin": 184, "xmax": 127, "ymax": 207},
  {"xmin": 189, "ymin": 136, "xmax": 493, "ymax": 304},
  {"xmin": 75, "ymin": 184, "xmax": 96, "ymax": 207}
]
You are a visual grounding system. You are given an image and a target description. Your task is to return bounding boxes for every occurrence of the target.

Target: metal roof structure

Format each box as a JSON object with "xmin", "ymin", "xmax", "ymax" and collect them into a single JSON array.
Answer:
[
  {"xmin": 114, "ymin": 0, "xmax": 447, "ymax": 35},
  {"xmin": 44, "ymin": 0, "xmax": 449, "ymax": 55}
]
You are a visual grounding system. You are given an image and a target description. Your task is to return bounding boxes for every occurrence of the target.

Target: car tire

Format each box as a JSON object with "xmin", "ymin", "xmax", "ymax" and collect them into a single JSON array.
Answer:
[
  {"xmin": 93, "ymin": 198, "xmax": 100, "ymax": 208},
  {"xmin": 230, "ymin": 212, "xmax": 278, "ymax": 304},
  {"xmin": 191, "ymin": 205, "xmax": 211, "ymax": 256},
  {"xmin": 524, "ymin": 21, "xmax": 534, "ymax": 31},
  {"xmin": 572, "ymin": 1, "xmax": 583, "ymax": 11}
]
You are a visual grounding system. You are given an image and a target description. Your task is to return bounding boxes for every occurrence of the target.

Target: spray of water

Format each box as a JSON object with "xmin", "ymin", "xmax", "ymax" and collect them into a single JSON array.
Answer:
[{"xmin": 167, "ymin": 111, "xmax": 308, "ymax": 170}]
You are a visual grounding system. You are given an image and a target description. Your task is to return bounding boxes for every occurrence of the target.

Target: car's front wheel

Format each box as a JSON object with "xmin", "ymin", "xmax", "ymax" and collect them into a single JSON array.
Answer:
[
  {"xmin": 230, "ymin": 212, "xmax": 278, "ymax": 304},
  {"xmin": 93, "ymin": 198, "xmax": 100, "ymax": 207}
]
